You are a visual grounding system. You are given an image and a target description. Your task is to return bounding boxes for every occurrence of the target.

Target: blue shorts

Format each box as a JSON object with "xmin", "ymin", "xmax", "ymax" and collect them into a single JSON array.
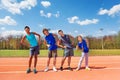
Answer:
[{"xmin": 30, "ymin": 46, "xmax": 39, "ymax": 56}]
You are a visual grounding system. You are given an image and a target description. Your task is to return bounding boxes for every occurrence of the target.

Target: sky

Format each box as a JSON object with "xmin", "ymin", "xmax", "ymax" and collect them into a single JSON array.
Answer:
[{"xmin": 0, "ymin": 0, "xmax": 120, "ymax": 38}]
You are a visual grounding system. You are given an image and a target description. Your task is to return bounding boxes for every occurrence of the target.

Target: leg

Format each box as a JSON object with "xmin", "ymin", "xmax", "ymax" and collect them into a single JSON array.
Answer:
[
  {"xmin": 85, "ymin": 53, "xmax": 88, "ymax": 68},
  {"xmin": 29, "ymin": 55, "xmax": 33, "ymax": 68},
  {"xmin": 53, "ymin": 50, "xmax": 57, "ymax": 67},
  {"xmin": 33, "ymin": 54, "xmax": 38, "ymax": 73},
  {"xmin": 77, "ymin": 52, "xmax": 85, "ymax": 69},
  {"xmin": 53, "ymin": 57, "xmax": 56, "ymax": 67},
  {"xmin": 44, "ymin": 51, "xmax": 52, "ymax": 72},
  {"xmin": 61, "ymin": 57, "xmax": 66, "ymax": 67},
  {"xmin": 53, "ymin": 57, "xmax": 57, "ymax": 72},
  {"xmin": 85, "ymin": 53, "xmax": 90, "ymax": 70},
  {"xmin": 34, "ymin": 54, "xmax": 38, "ymax": 68},
  {"xmin": 44, "ymin": 58, "xmax": 51, "ymax": 72},
  {"xmin": 60, "ymin": 57, "xmax": 66, "ymax": 71},
  {"xmin": 46, "ymin": 58, "xmax": 50, "ymax": 67},
  {"xmin": 67, "ymin": 56, "xmax": 73, "ymax": 71},
  {"xmin": 33, "ymin": 46, "xmax": 39, "ymax": 73},
  {"xmin": 26, "ymin": 55, "xmax": 33, "ymax": 73},
  {"xmin": 68, "ymin": 48, "xmax": 74, "ymax": 67},
  {"xmin": 68, "ymin": 56, "xmax": 71, "ymax": 67},
  {"xmin": 47, "ymin": 50, "xmax": 52, "ymax": 67}
]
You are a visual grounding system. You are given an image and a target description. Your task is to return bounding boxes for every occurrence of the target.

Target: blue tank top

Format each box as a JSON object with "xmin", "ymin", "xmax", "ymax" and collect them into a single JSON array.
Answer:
[
  {"xmin": 59, "ymin": 34, "xmax": 73, "ymax": 49},
  {"xmin": 45, "ymin": 33, "xmax": 57, "ymax": 50},
  {"xmin": 26, "ymin": 32, "xmax": 38, "ymax": 47},
  {"xmin": 78, "ymin": 39, "xmax": 89, "ymax": 53}
]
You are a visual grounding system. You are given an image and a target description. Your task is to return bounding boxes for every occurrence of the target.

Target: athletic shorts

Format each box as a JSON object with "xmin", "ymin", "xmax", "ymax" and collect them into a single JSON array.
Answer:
[
  {"xmin": 30, "ymin": 46, "xmax": 39, "ymax": 56},
  {"xmin": 48, "ymin": 50, "xmax": 57, "ymax": 58},
  {"xmin": 64, "ymin": 48, "xmax": 74, "ymax": 57}
]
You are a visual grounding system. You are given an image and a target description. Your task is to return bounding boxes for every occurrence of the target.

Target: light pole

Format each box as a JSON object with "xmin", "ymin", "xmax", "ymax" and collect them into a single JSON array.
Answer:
[{"xmin": 100, "ymin": 28, "xmax": 104, "ymax": 50}]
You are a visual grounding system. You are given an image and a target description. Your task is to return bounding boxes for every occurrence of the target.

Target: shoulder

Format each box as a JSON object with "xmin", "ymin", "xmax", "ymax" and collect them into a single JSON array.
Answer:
[
  {"xmin": 31, "ymin": 32, "xmax": 35, "ymax": 35},
  {"xmin": 65, "ymin": 34, "xmax": 69, "ymax": 38},
  {"xmin": 49, "ymin": 33, "xmax": 53, "ymax": 36},
  {"xmin": 82, "ymin": 39, "xmax": 87, "ymax": 43},
  {"xmin": 67, "ymin": 34, "xmax": 74, "ymax": 38}
]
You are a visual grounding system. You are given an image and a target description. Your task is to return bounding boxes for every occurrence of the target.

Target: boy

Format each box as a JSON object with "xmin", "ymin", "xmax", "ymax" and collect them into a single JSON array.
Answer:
[
  {"xmin": 58, "ymin": 30, "xmax": 74, "ymax": 71},
  {"xmin": 21, "ymin": 26, "xmax": 41, "ymax": 74},
  {"xmin": 43, "ymin": 28, "xmax": 58, "ymax": 72},
  {"xmin": 76, "ymin": 35, "xmax": 90, "ymax": 71}
]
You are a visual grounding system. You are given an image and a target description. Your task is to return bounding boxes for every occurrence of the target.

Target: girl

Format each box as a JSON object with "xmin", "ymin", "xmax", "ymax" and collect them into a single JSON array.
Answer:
[{"xmin": 76, "ymin": 35, "xmax": 90, "ymax": 71}]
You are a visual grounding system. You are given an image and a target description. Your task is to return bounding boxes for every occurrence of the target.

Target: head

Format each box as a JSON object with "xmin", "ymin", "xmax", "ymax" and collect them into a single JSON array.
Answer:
[
  {"xmin": 43, "ymin": 28, "xmax": 49, "ymax": 36},
  {"xmin": 58, "ymin": 30, "xmax": 64, "ymax": 36},
  {"xmin": 24, "ymin": 26, "xmax": 30, "ymax": 34},
  {"xmin": 77, "ymin": 35, "xmax": 83, "ymax": 42}
]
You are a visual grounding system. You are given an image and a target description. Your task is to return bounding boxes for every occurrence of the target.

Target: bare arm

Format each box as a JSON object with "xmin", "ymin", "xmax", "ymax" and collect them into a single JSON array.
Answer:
[
  {"xmin": 32, "ymin": 32, "xmax": 41, "ymax": 45},
  {"xmin": 68, "ymin": 35, "xmax": 74, "ymax": 45},
  {"xmin": 57, "ymin": 39, "xmax": 66, "ymax": 48},
  {"xmin": 43, "ymin": 39, "xmax": 50, "ymax": 47},
  {"xmin": 76, "ymin": 45, "xmax": 79, "ymax": 51},
  {"xmin": 85, "ymin": 38, "xmax": 89, "ymax": 48},
  {"xmin": 20, "ymin": 35, "xmax": 29, "ymax": 47},
  {"xmin": 52, "ymin": 33, "xmax": 58, "ymax": 41}
]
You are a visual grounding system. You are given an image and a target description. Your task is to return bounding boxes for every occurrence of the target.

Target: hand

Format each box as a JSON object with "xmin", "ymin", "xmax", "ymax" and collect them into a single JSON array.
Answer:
[
  {"xmin": 63, "ymin": 46, "xmax": 67, "ymax": 49},
  {"xmin": 72, "ymin": 42, "xmax": 74, "ymax": 46},
  {"xmin": 47, "ymin": 44, "xmax": 50, "ymax": 48}
]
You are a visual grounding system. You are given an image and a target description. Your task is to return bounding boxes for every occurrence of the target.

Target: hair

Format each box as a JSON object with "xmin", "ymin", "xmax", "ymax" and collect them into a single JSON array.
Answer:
[
  {"xmin": 58, "ymin": 30, "xmax": 63, "ymax": 33},
  {"xmin": 24, "ymin": 26, "xmax": 30, "ymax": 30},
  {"xmin": 42, "ymin": 28, "xmax": 48, "ymax": 33},
  {"xmin": 77, "ymin": 35, "xmax": 83, "ymax": 39}
]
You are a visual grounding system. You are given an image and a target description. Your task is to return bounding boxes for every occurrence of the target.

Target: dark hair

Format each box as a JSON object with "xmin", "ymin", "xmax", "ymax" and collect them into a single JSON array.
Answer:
[
  {"xmin": 58, "ymin": 30, "xmax": 63, "ymax": 33},
  {"xmin": 42, "ymin": 28, "xmax": 48, "ymax": 33},
  {"xmin": 24, "ymin": 26, "xmax": 30, "ymax": 30}
]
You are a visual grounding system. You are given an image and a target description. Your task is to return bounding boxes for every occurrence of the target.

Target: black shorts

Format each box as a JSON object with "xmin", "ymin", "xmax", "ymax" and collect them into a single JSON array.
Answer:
[{"xmin": 30, "ymin": 46, "xmax": 39, "ymax": 56}]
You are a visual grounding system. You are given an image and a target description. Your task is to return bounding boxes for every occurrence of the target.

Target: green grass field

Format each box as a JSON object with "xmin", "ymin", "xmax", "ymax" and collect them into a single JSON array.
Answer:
[{"xmin": 0, "ymin": 49, "xmax": 120, "ymax": 57}]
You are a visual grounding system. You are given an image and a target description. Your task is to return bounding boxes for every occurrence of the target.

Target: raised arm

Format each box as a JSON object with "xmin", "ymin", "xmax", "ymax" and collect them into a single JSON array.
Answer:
[
  {"xmin": 21, "ymin": 35, "xmax": 26, "ymax": 44},
  {"xmin": 32, "ymin": 32, "xmax": 41, "ymax": 45}
]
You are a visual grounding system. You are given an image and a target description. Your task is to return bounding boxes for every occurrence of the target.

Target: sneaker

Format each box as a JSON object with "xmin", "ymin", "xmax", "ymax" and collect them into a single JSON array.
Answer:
[
  {"xmin": 68, "ymin": 67, "xmax": 72, "ymax": 71},
  {"xmin": 53, "ymin": 67, "xmax": 57, "ymax": 72},
  {"xmin": 60, "ymin": 67, "xmax": 63, "ymax": 71},
  {"xmin": 26, "ymin": 68, "xmax": 31, "ymax": 73},
  {"xmin": 33, "ymin": 69, "xmax": 37, "ymax": 74},
  {"xmin": 75, "ymin": 68, "xmax": 80, "ymax": 71},
  {"xmin": 85, "ymin": 67, "xmax": 91, "ymax": 71},
  {"xmin": 44, "ymin": 67, "xmax": 49, "ymax": 72}
]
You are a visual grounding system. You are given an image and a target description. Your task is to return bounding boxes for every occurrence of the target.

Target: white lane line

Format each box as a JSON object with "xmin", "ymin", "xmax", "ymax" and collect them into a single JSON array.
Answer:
[
  {"xmin": 0, "ymin": 62, "xmax": 120, "ymax": 66},
  {"xmin": 98, "ymin": 68, "xmax": 120, "ymax": 70},
  {"xmin": 0, "ymin": 71, "xmax": 25, "ymax": 73},
  {"xmin": 0, "ymin": 68, "xmax": 120, "ymax": 74},
  {"xmin": 0, "ymin": 65, "xmax": 42, "ymax": 66}
]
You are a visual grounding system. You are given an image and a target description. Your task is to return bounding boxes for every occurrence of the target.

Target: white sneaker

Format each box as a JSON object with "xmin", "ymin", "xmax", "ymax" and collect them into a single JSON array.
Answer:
[
  {"xmin": 76, "ymin": 67, "xmax": 80, "ymax": 71},
  {"xmin": 53, "ymin": 67, "xmax": 57, "ymax": 72},
  {"xmin": 85, "ymin": 67, "xmax": 91, "ymax": 71},
  {"xmin": 44, "ymin": 67, "xmax": 49, "ymax": 72}
]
